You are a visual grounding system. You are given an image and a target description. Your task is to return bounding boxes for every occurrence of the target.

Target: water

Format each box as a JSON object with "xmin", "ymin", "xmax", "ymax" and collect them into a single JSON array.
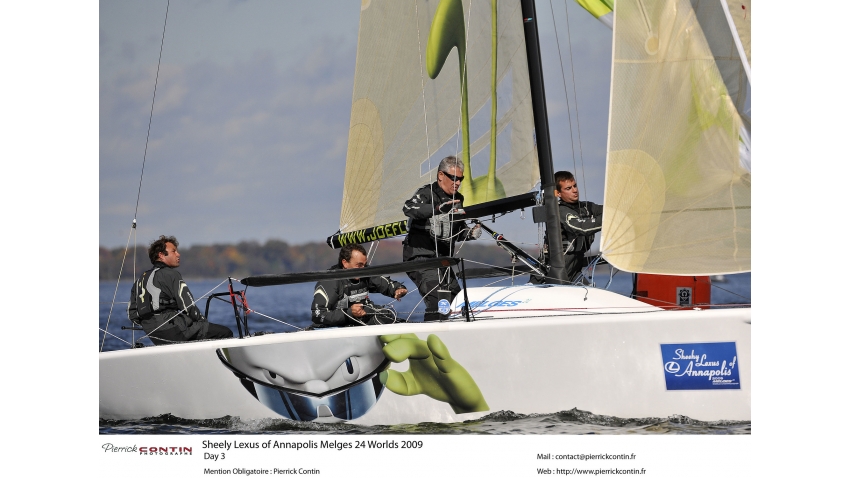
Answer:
[
  {"xmin": 99, "ymin": 271, "xmax": 751, "ymax": 435},
  {"xmin": 99, "ymin": 409, "xmax": 750, "ymax": 435}
]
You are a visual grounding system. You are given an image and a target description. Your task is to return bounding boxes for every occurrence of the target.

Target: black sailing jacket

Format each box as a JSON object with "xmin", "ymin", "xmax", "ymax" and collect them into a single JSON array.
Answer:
[
  {"xmin": 554, "ymin": 199, "xmax": 604, "ymax": 277},
  {"xmin": 311, "ymin": 265, "xmax": 405, "ymax": 327},
  {"xmin": 402, "ymin": 182, "xmax": 477, "ymax": 260},
  {"xmin": 128, "ymin": 261, "xmax": 204, "ymax": 325}
]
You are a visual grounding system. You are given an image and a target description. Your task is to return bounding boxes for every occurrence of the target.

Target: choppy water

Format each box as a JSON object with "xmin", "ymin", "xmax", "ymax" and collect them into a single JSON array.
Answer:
[
  {"xmin": 100, "ymin": 410, "xmax": 750, "ymax": 435},
  {"xmin": 99, "ymin": 271, "xmax": 751, "ymax": 435}
]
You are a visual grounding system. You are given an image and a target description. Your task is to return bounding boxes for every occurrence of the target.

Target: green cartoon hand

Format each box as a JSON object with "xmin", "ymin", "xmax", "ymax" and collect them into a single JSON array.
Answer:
[{"xmin": 379, "ymin": 333, "xmax": 489, "ymax": 414}]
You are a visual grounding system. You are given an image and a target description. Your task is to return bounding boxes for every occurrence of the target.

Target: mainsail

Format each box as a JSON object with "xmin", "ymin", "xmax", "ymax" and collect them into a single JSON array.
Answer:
[
  {"xmin": 599, "ymin": 0, "xmax": 751, "ymax": 275},
  {"xmin": 333, "ymin": 0, "xmax": 539, "ymax": 247}
]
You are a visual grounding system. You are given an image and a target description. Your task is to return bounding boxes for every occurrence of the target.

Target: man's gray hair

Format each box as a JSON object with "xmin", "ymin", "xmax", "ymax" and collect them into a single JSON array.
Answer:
[{"xmin": 438, "ymin": 155, "xmax": 464, "ymax": 173}]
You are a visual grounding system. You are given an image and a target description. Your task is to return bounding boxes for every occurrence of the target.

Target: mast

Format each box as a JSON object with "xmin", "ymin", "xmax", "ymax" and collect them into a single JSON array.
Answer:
[{"xmin": 520, "ymin": 0, "xmax": 568, "ymax": 284}]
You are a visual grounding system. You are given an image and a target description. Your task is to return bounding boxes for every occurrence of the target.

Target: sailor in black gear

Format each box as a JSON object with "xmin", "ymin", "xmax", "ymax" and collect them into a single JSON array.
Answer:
[
  {"xmin": 532, "ymin": 171, "xmax": 603, "ymax": 284},
  {"xmin": 402, "ymin": 156, "xmax": 480, "ymax": 322},
  {"xmin": 128, "ymin": 236, "xmax": 233, "ymax": 345},
  {"xmin": 312, "ymin": 244, "xmax": 408, "ymax": 327}
]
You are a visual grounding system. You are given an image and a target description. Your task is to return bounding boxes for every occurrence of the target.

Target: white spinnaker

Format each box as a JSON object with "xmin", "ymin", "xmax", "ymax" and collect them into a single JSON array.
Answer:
[
  {"xmin": 600, "ymin": 0, "xmax": 751, "ymax": 275},
  {"xmin": 339, "ymin": 0, "xmax": 539, "ymax": 234}
]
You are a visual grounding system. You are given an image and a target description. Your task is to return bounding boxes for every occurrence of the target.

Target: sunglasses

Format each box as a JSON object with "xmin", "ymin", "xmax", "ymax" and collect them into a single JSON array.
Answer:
[{"xmin": 440, "ymin": 171, "xmax": 465, "ymax": 183}]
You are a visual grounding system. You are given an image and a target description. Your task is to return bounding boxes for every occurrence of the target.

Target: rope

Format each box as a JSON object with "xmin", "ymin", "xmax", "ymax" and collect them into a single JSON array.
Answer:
[
  {"xmin": 244, "ymin": 309, "xmax": 304, "ymax": 332},
  {"xmin": 561, "ymin": 0, "xmax": 588, "ymax": 193},
  {"xmin": 548, "ymin": 0, "xmax": 578, "ymax": 176},
  {"xmin": 341, "ymin": 303, "xmax": 399, "ymax": 327},
  {"xmin": 404, "ymin": 279, "xmax": 445, "ymax": 322},
  {"xmin": 434, "ymin": 304, "xmax": 721, "ymax": 323},
  {"xmin": 411, "ymin": 1, "xmax": 477, "ymax": 312},
  {"xmin": 131, "ymin": 217, "xmax": 139, "ymax": 345},
  {"xmin": 100, "ymin": 0, "xmax": 170, "ymax": 352},
  {"xmin": 99, "ymin": 328, "xmax": 134, "ymax": 347},
  {"xmin": 100, "ymin": 225, "xmax": 136, "ymax": 352},
  {"xmin": 709, "ymin": 281, "xmax": 751, "ymax": 302},
  {"xmin": 461, "ymin": 255, "xmax": 569, "ymax": 286},
  {"xmin": 366, "ymin": 241, "xmax": 378, "ymax": 264},
  {"xmin": 342, "ymin": 309, "xmax": 369, "ymax": 327},
  {"xmin": 413, "ymin": 1, "xmax": 440, "ymax": 257},
  {"xmin": 483, "ymin": 273, "xmax": 531, "ymax": 288},
  {"xmin": 443, "ymin": 0, "xmax": 474, "ymax": 259},
  {"xmin": 133, "ymin": 0, "xmax": 170, "ymax": 222},
  {"xmin": 414, "ymin": 0, "xmax": 432, "ymax": 174},
  {"xmin": 139, "ymin": 278, "xmax": 229, "ymax": 342},
  {"xmin": 455, "ymin": 308, "xmax": 662, "ymax": 321}
]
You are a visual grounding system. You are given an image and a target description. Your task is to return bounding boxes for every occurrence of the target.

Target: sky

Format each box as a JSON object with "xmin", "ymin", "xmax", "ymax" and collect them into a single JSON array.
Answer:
[{"xmin": 99, "ymin": 0, "xmax": 614, "ymax": 249}]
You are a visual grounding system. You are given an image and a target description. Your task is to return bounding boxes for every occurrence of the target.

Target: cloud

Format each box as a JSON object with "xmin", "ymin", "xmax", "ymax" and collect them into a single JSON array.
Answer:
[
  {"xmin": 101, "ymin": 32, "xmax": 357, "ymax": 247},
  {"xmin": 100, "ymin": 0, "xmax": 613, "ymax": 249}
]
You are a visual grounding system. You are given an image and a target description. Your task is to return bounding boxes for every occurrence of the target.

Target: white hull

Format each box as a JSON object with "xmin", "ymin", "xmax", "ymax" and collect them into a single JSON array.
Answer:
[{"xmin": 100, "ymin": 286, "xmax": 750, "ymax": 425}]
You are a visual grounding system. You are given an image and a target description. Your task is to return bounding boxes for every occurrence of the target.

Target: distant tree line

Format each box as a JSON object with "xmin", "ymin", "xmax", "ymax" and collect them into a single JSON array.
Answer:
[{"xmin": 100, "ymin": 239, "xmax": 530, "ymax": 281}]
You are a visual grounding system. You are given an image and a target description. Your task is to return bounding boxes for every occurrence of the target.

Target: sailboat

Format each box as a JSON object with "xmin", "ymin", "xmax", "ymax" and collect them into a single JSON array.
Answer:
[{"xmin": 100, "ymin": 0, "xmax": 751, "ymax": 425}]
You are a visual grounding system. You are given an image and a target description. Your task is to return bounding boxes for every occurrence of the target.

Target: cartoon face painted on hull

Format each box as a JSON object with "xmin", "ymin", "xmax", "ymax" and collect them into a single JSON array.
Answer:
[{"xmin": 218, "ymin": 336, "xmax": 388, "ymax": 422}]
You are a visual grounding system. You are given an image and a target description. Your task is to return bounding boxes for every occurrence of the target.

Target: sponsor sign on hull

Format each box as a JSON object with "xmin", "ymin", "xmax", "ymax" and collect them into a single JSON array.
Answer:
[{"xmin": 660, "ymin": 342, "xmax": 740, "ymax": 390}]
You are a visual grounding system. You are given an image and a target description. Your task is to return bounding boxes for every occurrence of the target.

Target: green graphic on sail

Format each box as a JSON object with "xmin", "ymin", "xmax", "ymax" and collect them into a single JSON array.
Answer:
[
  {"xmin": 597, "ymin": 0, "xmax": 751, "ymax": 275},
  {"xmin": 426, "ymin": 0, "xmax": 504, "ymax": 203},
  {"xmin": 335, "ymin": 0, "xmax": 538, "ymax": 244}
]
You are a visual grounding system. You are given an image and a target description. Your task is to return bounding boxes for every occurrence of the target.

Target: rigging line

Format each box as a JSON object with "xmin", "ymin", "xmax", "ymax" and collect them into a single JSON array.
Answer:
[
  {"xmin": 454, "ymin": 230, "xmax": 471, "ymax": 253},
  {"xmin": 99, "ymin": 328, "xmax": 134, "ymax": 347},
  {"xmin": 342, "ymin": 308, "xmax": 369, "ymax": 327},
  {"xmin": 452, "ymin": 0, "xmax": 475, "ymax": 258},
  {"xmin": 132, "ymin": 222, "xmax": 138, "ymax": 344},
  {"xmin": 499, "ymin": 239, "xmax": 547, "ymax": 247},
  {"xmin": 709, "ymin": 282, "xmax": 750, "ymax": 302},
  {"xmin": 548, "ymin": 0, "xmax": 578, "ymax": 175},
  {"xmin": 100, "ymin": 223, "xmax": 137, "ymax": 353},
  {"xmin": 628, "ymin": 296, "xmax": 714, "ymax": 310},
  {"xmin": 118, "ymin": 0, "xmax": 169, "ymax": 349},
  {"xmin": 414, "ymin": 0, "xmax": 431, "ymax": 167},
  {"xmin": 452, "ymin": 0, "xmax": 471, "ymax": 163},
  {"xmin": 133, "ymin": 0, "xmax": 171, "ymax": 220},
  {"xmin": 341, "ymin": 304, "xmax": 399, "ymax": 326},
  {"xmin": 478, "ymin": 229, "xmax": 539, "ymax": 247},
  {"xmin": 366, "ymin": 241, "xmax": 378, "ymax": 265},
  {"xmin": 138, "ymin": 278, "xmax": 229, "ymax": 342},
  {"xmin": 562, "ymin": 0, "xmax": 588, "ymax": 194},
  {"xmin": 404, "ymin": 281, "xmax": 437, "ymax": 321},
  {"xmin": 460, "ymin": 258, "xmax": 496, "ymax": 267},
  {"xmin": 413, "ymin": 0, "xmax": 439, "ymax": 256},
  {"xmin": 400, "ymin": 264, "xmax": 456, "ymax": 322},
  {"xmin": 462, "ymin": 257, "xmax": 526, "ymax": 269},
  {"xmin": 246, "ymin": 309, "xmax": 304, "ymax": 332},
  {"xmin": 458, "ymin": 308, "xmax": 661, "ymax": 320},
  {"xmin": 482, "ymin": 271, "xmax": 533, "ymax": 288}
]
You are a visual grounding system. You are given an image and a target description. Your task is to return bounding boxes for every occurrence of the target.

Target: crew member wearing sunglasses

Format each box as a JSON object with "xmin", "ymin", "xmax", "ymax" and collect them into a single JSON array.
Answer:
[{"xmin": 402, "ymin": 155, "xmax": 481, "ymax": 322}]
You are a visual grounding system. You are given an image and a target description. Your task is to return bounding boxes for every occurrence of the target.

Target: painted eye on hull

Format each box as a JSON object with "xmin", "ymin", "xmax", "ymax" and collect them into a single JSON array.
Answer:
[
  {"xmin": 262, "ymin": 369, "xmax": 287, "ymax": 386},
  {"xmin": 340, "ymin": 357, "xmax": 360, "ymax": 382}
]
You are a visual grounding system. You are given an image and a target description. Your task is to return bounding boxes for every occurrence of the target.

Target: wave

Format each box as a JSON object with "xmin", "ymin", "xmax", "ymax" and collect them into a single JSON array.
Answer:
[{"xmin": 99, "ymin": 408, "xmax": 750, "ymax": 435}]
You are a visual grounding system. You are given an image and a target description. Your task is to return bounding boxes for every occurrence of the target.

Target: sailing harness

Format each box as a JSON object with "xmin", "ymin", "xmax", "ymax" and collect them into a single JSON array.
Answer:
[
  {"xmin": 127, "ymin": 267, "xmax": 178, "ymax": 325},
  {"xmin": 313, "ymin": 273, "xmax": 402, "ymax": 327},
  {"xmin": 405, "ymin": 184, "xmax": 470, "ymax": 243}
]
